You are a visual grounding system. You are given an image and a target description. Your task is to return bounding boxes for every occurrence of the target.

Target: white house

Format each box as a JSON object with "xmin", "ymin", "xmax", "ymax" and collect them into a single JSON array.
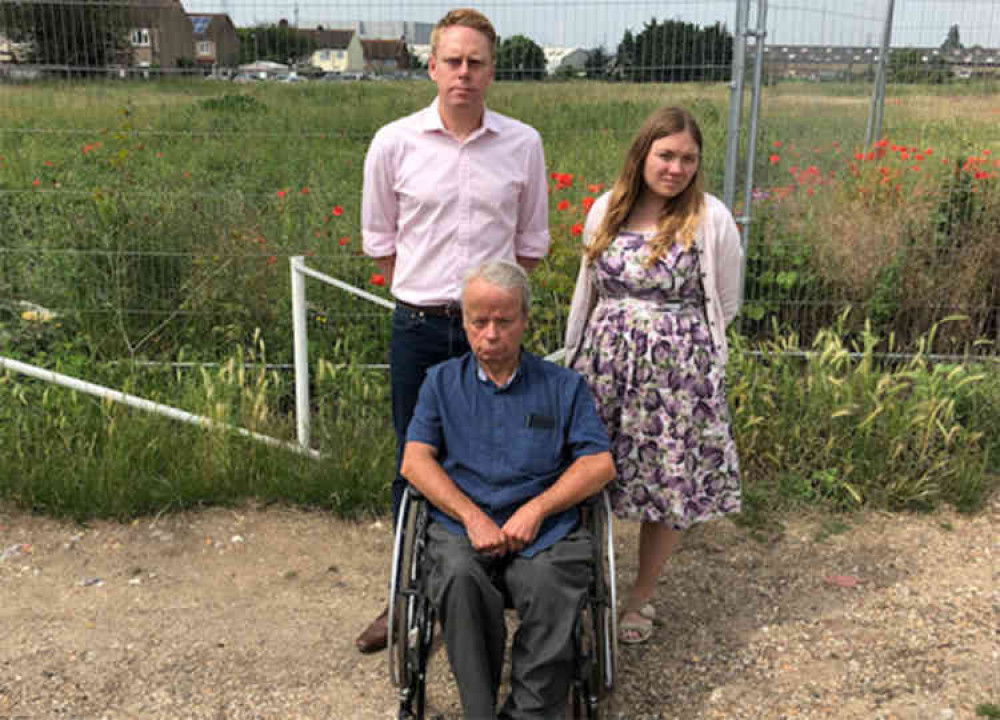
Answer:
[
  {"xmin": 306, "ymin": 29, "xmax": 364, "ymax": 73},
  {"xmin": 544, "ymin": 47, "xmax": 590, "ymax": 75}
]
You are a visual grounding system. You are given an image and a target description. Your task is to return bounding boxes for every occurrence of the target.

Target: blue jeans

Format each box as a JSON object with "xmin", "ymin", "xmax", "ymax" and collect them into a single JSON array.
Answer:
[{"xmin": 389, "ymin": 305, "xmax": 470, "ymax": 522}]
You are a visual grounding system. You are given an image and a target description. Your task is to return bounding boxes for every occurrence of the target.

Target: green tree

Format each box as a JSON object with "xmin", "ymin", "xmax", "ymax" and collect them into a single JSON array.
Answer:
[
  {"xmin": 0, "ymin": 0, "xmax": 129, "ymax": 70},
  {"xmin": 237, "ymin": 24, "xmax": 314, "ymax": 65},
  {"xmin": 616, "ymin": 17, "xmax": 733, "ymax": 83},
  {"xmin": 941, "ymin": 24, "xmax": 963, "ymax": 52},
  {"xmin": 614, "ymin": 30, "xmax": 636, "ymax": 80},
  {"xmin": 585, "ymin": 45, "xmax": 612, "ymax": 79},
  {"xmin": 496, "ymin": 35, "xmax": 546, "ymax": 81},
  {"xmin": 889, "ymin": 48, "xmax": 949, "ymax": 84}
]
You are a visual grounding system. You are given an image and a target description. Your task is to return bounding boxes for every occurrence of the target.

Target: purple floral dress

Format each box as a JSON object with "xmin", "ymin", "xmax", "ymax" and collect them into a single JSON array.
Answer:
[{"xmin": 573, "ymin": 232, "xmax": 741, "ymax": 528}]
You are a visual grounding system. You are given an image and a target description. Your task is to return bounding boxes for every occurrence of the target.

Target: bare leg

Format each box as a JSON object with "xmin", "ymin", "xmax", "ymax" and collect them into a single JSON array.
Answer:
[{"xmin": 621, "ymin": 522, "xmax": 681, "ymax": 642}]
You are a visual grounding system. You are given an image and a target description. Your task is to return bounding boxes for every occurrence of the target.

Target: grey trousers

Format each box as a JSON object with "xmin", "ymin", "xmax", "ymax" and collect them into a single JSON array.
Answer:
[{"xmin": 425, "ymin": 522, "xmax": 593, "ymax": 720}]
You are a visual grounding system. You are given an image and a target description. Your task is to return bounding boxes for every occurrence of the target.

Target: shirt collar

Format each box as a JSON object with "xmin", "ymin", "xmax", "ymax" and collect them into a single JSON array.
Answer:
[
  {"xmin": 421, "ymin": 98, "xmax": 500, "ymax": 138},
  {"xmin": 475, "ymin": 351, "xmax": 524, "ymax": 390}
]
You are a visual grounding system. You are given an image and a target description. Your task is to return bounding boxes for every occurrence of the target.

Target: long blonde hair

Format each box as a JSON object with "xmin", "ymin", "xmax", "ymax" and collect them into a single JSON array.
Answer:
[{"xmin": 585, "ymin": 107, "xmax": 705, "ymax": 266}]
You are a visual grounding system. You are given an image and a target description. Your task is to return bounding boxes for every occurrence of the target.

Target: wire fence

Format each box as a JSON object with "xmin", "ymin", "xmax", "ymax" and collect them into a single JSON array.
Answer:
[{"xmin": 1, "ymin": 0, "xmax": 997, "ymax": 380}]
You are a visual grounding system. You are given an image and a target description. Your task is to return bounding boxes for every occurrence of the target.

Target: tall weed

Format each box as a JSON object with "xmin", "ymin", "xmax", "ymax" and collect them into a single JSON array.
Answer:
[{"xmin": 728, "ymin": 313, "xmax": 998, "ymax": 513}]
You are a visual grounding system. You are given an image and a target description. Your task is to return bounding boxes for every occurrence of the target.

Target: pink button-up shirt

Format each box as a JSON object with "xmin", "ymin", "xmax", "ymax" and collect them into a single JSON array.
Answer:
[{"xmin": 362, "ymin": 100, "xmax": 551, "ymax": 305}]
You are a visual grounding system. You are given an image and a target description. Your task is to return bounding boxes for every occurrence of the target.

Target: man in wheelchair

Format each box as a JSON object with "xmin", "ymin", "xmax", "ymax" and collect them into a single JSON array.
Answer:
[{"xmin": 400, "ymin": 260, "xmax": 615, "ymax": 719}]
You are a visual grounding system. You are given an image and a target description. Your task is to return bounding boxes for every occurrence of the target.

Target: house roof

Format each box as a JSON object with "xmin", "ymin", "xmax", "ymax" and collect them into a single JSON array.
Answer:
[
  {"xmin": 188, "ymin": 14, "xmax": 235, "ymax": 37},
  {"xmin": 361, "ymin": 38, "xmax": 406, "ymax": 60},
  {"xmin": 302, "ymin": 29, "xmax": 355, "ymax": 50}
]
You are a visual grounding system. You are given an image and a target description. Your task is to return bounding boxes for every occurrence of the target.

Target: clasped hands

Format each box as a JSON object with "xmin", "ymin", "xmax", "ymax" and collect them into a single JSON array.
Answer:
[{"xmin": 465, "ymin": 501, "xmax": 544, "ymax": 557}]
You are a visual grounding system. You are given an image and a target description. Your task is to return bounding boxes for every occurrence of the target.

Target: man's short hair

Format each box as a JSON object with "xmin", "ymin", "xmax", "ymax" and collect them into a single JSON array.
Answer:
[
  {"xmin": 430, "ymin": 8, "xmax": 498, "ymax": 60},
  {"xmin": 461, "ymin": 260, "xmax": 531, "ymax": 317}
]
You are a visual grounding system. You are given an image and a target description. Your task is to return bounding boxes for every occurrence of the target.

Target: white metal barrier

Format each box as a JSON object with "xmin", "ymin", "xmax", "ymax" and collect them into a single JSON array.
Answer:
[
  {"xmin": 289, "ymin": 255, "xmax": 568, "ymax": 454},
  {"xmin": 0, "ymin": 354, "xmax": 321, "ymax": 460}
]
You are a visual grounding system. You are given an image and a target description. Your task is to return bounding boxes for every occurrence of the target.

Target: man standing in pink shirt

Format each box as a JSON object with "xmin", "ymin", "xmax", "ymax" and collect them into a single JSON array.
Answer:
[{"xmin": 357, "ymin": 7, "xmax": 551, "ymax": 654}]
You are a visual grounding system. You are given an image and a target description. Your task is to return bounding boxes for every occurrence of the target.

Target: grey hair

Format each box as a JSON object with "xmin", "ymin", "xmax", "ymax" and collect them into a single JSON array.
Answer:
[{"xmin": 461, "ymin": 260, "xmax": 531, "ymax": 317}]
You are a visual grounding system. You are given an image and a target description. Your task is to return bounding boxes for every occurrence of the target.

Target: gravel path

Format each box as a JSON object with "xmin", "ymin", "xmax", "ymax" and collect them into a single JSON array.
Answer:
[{"xmin": 1, "ymin": 499, "xmax": 995, "ymax": 719}]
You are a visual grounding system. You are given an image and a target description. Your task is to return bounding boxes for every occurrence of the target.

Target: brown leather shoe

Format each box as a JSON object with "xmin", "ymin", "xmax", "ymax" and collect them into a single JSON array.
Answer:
[{"xmin": 356, "ymin": 606, "xmax": 389, "ymax": 654}]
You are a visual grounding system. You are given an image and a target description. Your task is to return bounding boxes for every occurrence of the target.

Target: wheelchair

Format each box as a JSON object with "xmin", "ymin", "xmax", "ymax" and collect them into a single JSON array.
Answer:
[{"xmin": 388, "ymin": 485, "xmax": 618, "ymax": 719}]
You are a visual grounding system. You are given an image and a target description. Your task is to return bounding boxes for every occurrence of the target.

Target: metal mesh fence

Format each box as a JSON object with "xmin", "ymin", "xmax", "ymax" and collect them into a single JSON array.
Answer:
[
  {"xmin": 742, "ymin": 0, "xmax": 998, "ymax": 356},
  {"xmin": 1, "ymin": 0, "xmax": 997, "ymax": 380}
]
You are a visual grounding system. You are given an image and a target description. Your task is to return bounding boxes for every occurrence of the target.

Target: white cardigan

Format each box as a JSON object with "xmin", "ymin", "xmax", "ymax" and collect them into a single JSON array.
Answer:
[{"xmin": 564, "ymin": 191, "xmax": 744, "ymax": 367}]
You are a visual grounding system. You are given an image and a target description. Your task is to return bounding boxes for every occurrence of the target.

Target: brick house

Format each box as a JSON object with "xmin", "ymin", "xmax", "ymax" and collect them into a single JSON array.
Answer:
[
  {"xmin": 189, "ymin": 14, "xmax": 240, "ymax": 70},
  {"xmin": 361, "ymin": 37, "xmax": 410, "ymax": 74},
  {"xmin": 129, "ymin": 0, "xmax": 194, "ymax": 69}
]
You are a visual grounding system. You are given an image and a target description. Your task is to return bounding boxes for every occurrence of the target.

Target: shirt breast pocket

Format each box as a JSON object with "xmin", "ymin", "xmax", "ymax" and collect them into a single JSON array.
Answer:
[{"xmin": 514, "ymin": 424, "xmax": 561, "ymax": 476}]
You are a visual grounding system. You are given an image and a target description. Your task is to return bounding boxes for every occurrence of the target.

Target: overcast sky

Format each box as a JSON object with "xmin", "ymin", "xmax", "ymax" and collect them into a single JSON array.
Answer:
[{"xmin": 185, "ymin": 0, "xmax": 999, "ymax": 50}]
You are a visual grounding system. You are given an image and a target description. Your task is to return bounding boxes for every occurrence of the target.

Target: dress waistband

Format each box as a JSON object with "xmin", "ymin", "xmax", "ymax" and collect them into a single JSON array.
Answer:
[{"xmin": 600, "ymin": 296, "xmax": 701, "ymax": 312}]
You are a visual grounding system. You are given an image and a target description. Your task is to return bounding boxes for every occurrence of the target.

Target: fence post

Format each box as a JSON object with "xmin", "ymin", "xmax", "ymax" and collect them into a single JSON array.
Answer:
[
  {"xmin": 865, "ymin": 0, "xmax": 896, "ymax": 147},
  {"xmin": 723, "ymin": 0, "xmax": 751, "ymax": 211},
  {"xmin": 738, "ymin": 0, "xmax": 769, "ymax": 304},
  {"xmin": 290, "ymin": 255, "xmax": 311, "ymax": 451}
]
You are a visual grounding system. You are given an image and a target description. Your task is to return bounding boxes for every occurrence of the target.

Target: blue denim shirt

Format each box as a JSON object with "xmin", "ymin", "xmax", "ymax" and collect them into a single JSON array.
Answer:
[{"xmin": 406, "ymin": 350, "xmax": 610, "ymax": 556}]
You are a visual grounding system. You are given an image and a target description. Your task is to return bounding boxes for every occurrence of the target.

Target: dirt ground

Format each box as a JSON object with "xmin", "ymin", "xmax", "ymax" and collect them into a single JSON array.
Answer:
[{"xmin": 1, "ymin": 498, "xmax": 995, "ymax": 720}]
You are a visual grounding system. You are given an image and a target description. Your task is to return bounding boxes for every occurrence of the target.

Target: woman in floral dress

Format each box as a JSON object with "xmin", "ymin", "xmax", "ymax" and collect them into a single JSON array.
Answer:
[{"xmin": 565, "ymin": 107, "xmax": 743, "ymax": 644}]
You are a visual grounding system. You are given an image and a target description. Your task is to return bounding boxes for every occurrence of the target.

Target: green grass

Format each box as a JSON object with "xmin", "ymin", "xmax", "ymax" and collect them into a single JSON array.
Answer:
[{"xmin": 1, "ymin": 78, "xmax": 997, "ymax": 521}]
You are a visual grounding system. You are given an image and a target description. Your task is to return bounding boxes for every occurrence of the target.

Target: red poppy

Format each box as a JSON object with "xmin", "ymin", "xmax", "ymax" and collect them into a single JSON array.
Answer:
[
  {"xmin": 277, "ymin": 190, "xmax": 287, "ymax": 199},
  {"xmin": 587, "ymin": 183, "xmax": 604, "ymax": 193},
  {"xmin": 772, "ymin": 140, "xmax": 782, "ymax": 148},
  {"xmin": 314, "ymin": 231, "xmax": 322, "ymax": 238},
  {"xmin": 983, "ymin": 149, "xmax": 992, "ymax": 157},
  {"xmin": 156, "ymin": 151, "xmax": 163, "ymax": 159},
  {"xmin": 339, "ymin": 236, "xmax": 350, "ymax": 246},
  {"xmin": 44, "ymin": 160, "xmax": 54, "ymax": 167},
  {"xmin": 32, "ymin": 178, "xmax": 40, "ymax": 187},
  {"xmin": 854, "ymin": 152, "xmax": 864, "ymax": 161},
  {"xmin": 550, "ymin": 171, "xmax": 560, "ymax": 180},
  {"xmin": 332, "ymin": 205, "xmax": 344, "ymax": 217},
  {"xmin": 570, "ymin": 222, "xmax": 584, "ymax": 236},
  {"xmin": 557, "ymin": 200, "xmax": 570, "ymax": 211},
  {"xmin": 300, "ymin": 187, "xmax": 310, "ymax": 195},
  {"xmin": 370, "ymin": 273, "xmax": 386, "ymax": 286},
  {"xmin": 266, "ymin": 256, "xmax": 278, "ymax": 266},
  {"xmin": 900, "ymin": 151, "xmax": 910, "ymax": 161},
  {"xmin": 582, "ymin": 196, "xmax": 595, "ymax": 211},
  {"xmin": 183, "ymin": 171, "xmax": 191, "ymax": 179},
  {"xmin": 769, "ymin": 154, "xmax": 780, "ymax": 166}
]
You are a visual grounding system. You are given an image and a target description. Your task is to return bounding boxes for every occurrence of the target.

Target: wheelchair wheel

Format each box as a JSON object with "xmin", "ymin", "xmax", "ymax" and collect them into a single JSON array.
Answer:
[
  {"xmin": 593, "ymin": 491, "xmax": 618, "ymax": 695},
  {"xmin": 388, "ymin": 489, "xmax": 435, "ymax": 720},
  {"xmin": 571, "ymin": 490, "xmax": 618, "ymax": 719}
]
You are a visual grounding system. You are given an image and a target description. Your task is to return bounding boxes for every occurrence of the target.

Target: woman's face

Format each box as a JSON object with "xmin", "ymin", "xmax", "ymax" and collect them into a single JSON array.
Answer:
[{"xmin": 641, "ymin": 130, "xmax": 700, "ymax": 200}]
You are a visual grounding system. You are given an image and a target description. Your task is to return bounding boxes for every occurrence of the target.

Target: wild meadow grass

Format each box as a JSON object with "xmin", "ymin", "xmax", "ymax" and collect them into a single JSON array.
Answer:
[
  {"xmin": 1, "ymin": 318, "xmax": 995, "ymax": 520},
  {"xmin": 1, "ymin": 78, "xmax": 997, "ymax": 520},
  {"xmin": 0, "ymin": 339, "xmax": 395, "ymax": 520}
]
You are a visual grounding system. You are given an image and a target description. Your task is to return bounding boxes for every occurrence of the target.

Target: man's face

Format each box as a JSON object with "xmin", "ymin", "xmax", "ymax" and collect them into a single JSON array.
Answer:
[
  {"xmin": 462, "ymin": 278, "xmax": 527, "ymax": 368},
  {"xmin": 428, "ymin": 25, "xmax": 494, "ymax": 114}
]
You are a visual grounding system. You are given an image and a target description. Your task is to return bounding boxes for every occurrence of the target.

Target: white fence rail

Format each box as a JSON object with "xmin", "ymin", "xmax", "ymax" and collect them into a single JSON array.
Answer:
[{"xmin": 0, "ymin": 353, "xmax": 321, "ymax": 460}]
